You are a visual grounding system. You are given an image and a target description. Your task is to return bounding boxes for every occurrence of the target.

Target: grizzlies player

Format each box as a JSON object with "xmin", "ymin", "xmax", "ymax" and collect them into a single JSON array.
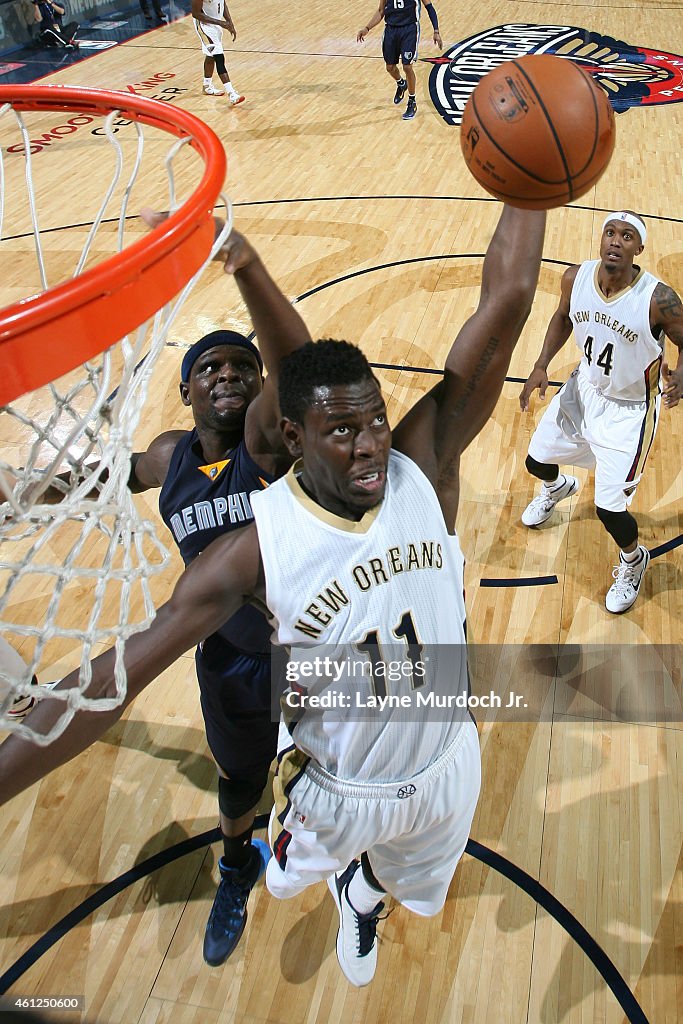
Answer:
[
  {"xmin": 191, "ymin": 0, "xmax": 244, "ymax": 103},
  {"xmin": 129, "ymin": 228, "xmax": 310, "ymax": 965},
  {"xmin": 519, "ymin": 211, "xmax": 683, "ymax": 613},
  {"xmin": 357, "ymin": 0, "xmax": 442, "ymax": 120},
  {"xmin": 0, "ymin": 203, "xmax": 547, "ymax": 986}
]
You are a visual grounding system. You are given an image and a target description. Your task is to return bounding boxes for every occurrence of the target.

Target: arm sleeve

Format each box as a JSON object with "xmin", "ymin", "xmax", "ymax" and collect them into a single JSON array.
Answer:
[{"xmin": 425, "ymin": 3, "xmax": 439, "ymax": 29}]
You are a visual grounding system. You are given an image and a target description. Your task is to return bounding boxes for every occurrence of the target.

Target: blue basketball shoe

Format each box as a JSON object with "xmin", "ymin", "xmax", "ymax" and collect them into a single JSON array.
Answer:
[{"xmin": 203, "ymin": 838, "xmax": 271, "ymax": 966}]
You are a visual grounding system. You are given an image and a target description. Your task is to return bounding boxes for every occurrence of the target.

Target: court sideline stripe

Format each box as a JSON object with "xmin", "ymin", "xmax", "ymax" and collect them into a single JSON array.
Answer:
[
  {"xmin": 4, "ymin": 201, "xmax": 681, "ymax": 245},
  {"xmin": 467, "ymin": 839, "xmax": 650, "ymax": 1024},
  {"xmin": 0, "ymin": 825, "xmax": 650, "ymax": 1021}
]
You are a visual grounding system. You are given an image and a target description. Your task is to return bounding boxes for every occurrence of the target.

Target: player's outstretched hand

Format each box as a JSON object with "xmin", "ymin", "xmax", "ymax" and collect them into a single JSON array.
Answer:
[
  {"xmin": 519, "ymin": 366, "xmax": 549, "ymax": 411},
  {"xmin": 217, "ymin": 229, "xmax": 258, "ymax": 275},
  {"xmin": 139, "ymin": 209, "xmax": 257, "ymax": 276},
  {"xmin": 433, "ymin": 30, "xmax": 442, "ymax": 48},
  {"xmin": 662, "ymin": 361, "xmax": 683, "ymax": 408},
  {"xmin": 139, "ymin": 207, "xmax": 168, "ymax": 231},
  {"xmin": 357, "ymin": 27, "xmax": 368, "ymax": 42}
]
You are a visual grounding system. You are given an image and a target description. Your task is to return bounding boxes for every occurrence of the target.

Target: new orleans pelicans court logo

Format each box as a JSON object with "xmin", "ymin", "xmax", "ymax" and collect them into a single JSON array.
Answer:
[{"xmin": 426, "ymin": 24, "xmax": 683, "ymax": 125}]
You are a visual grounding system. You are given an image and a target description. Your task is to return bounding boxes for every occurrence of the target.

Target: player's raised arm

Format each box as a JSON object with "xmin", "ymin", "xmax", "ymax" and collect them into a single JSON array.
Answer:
[
  {"xmin": 392, "ymin": 205, "xmax": 546, "ymax": 523},
  {"xmin": 519, "ymin": 265, "xmax": 578, "ymax": 411},
  {"xmin": 214, "ymin": 229, "xmax": 312, "ymax": 454},
  {"xmin": 137, "ymin": 214, "xmax": 311, "ymax": 463},
  {"xmin": 222, "ymin": 230, "xmax": 312, "ymax": 385},
  {"xmin": 0, "ymin": 525, "xmax": 262, "ymax": 805}
]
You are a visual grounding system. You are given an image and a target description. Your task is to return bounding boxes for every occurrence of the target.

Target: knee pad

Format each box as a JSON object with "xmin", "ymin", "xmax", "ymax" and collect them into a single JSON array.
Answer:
[
  {"xmin": 218, "ymin": 770, "xmax": 268, "ymax": 820},
  {"xmin": 525, "ymin": 454, "xmax": 559, "ymax": 483},
  {"xmin": 214, "ymin": 53, "xmax": 226, "ymax": 75},
  {"xmin": 595, "ymin": 506, "xmax": 638, "ymax": 548}
]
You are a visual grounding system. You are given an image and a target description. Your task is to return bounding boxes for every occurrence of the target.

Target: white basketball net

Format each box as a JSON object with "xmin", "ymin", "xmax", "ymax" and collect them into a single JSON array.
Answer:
[{"xmin": 0, "ymin": 99, "xmax": 232, "ymax": 743}]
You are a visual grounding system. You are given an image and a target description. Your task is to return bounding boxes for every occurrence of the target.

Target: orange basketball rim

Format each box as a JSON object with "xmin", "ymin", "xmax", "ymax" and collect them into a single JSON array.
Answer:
[{"xmin": 0, "ymin": 85, "xmax": 227, "ymax": 407}]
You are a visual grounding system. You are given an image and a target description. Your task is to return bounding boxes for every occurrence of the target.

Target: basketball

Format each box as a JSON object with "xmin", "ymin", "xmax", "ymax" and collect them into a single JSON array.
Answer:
[{"xmin": 460, "ymin": 55, "xmax": 616, "ymax": 210}]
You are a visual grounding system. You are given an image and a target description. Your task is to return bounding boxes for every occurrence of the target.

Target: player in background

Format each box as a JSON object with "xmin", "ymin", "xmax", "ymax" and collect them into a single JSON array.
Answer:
[
  {"xmin": 191, "ymin": 0, "xmax": 244, "ymax": 104},
  {"xmin": 519, "ymin": 211, "xmax": 683, "ymax": 613},
  {"xmin": 0, "ymin": 203, "xmax": 547, "ymax": 987},
  {"xmin": 357, "ymin": 0, "xmax": 442, "ymax": 120}
]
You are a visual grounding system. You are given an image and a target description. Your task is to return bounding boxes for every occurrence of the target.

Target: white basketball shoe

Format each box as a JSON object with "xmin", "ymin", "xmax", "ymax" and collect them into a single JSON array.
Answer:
[
  {"xmin": 327, "ymin": 860, "xmax": 385, "ymax": 987},
  {"xmin": 605, "ymin": 546, "xmax": 650, "ymax": 613},
  {"xmin": 522, "ymin": 475, "xmax": 579, "ymax": 527}
]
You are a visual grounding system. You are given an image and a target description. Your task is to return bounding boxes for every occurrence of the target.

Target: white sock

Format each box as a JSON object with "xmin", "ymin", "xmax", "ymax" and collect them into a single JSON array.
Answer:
[
  {"xmin": 620, "ymin": 546, "xmax": 642, "ymax": 564},
  {"xmin": 225, "ymin": 83, "xmax": 237, "ymax": 97},
  {"xmin": 203, "ymin": 78, "xmax": 213, "ymax": 88},
  {"xmin": 545, "ymin": 474, "xmax": 564, "ymax": 491},
  {"xmin": 346, "ymin": 865, "xmax": 385, "ymax": 915}
]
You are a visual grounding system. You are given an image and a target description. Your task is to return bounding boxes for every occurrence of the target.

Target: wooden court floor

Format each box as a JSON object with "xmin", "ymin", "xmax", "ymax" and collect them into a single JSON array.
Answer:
[{"xmin": 1, "ymin": 0, "xmax": 682, "ymax": 1021}]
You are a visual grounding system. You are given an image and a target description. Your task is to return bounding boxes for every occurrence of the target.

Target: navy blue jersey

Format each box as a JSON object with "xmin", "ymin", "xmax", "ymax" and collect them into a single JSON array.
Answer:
[
  {"xmin": 159, "ymin": 429, "xmax": 273, "ymax": 654},
  {"xmin": 384, "ymin": 0, "xmax": 420, "ymax": 28}
]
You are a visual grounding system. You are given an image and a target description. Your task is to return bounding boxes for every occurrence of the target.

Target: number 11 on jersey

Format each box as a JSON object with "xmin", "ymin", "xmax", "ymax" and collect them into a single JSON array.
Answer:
[{"xmin": 356, "ymin": 610, "xmax": 425, "ymax": 698}]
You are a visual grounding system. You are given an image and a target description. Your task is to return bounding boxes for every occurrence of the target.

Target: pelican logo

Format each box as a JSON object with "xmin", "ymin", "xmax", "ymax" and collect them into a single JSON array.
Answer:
[
  {"xmin": 425, "ymin": 24, "xmax": 683, "ymax": 126},
  {"xmin": 397, "ymin": 784, "xmax": 417, "ymax": 799}
]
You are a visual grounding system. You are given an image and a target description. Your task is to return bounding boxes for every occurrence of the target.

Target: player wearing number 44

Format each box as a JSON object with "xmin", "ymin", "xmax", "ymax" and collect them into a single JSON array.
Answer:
[{"xmin": 519, "ymin": 211, "xmax": 683, "ymax": 614}]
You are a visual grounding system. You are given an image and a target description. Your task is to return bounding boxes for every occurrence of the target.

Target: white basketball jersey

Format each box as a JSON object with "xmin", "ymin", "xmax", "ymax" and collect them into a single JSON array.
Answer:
[
  {"xmin": 571, "ymin": 259, "xmax": 662, "ymax": 402},
  {"xmin": 201, "ymin": 0, "xmax": 223, "ymax": 20},
  {"xmin": 251, "ymin": 450, "xmax": 470, "ymax": 784}
]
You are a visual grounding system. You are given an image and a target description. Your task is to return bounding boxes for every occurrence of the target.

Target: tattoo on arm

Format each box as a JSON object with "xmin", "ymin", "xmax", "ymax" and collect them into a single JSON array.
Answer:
[
  {"xmin": 655, "ymin": 283, "xmax": 683, "ymax": 348},
  {"xmin": 437, "ymin": 335, "xmax": 500, "ymax": 487},
  {"xmin": 448, "ymin": 335, "xmax": 500, "ymax": 420}
]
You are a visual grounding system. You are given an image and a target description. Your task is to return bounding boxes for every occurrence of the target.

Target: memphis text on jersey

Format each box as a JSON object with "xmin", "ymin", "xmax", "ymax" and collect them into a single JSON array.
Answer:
[
  {"xmin": 293, "ymin": 540, "xmax": 444, "ymax": 639},
  {"xmin": 168, "ymin": 491, "xmax": 254, "ymax": 543},
  {"xmin": 573, "ymin": 308, "xmax": 638, "ymax": 343}
]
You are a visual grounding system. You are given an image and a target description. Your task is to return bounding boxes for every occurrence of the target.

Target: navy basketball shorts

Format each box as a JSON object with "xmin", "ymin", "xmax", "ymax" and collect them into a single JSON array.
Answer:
[
  {"xmin": 195, "ymin": 634, "xmax": 280, "ymax": 779},
  {"xmin": 382, "ymin": 22, "xmax": 420, "ymax": 66}
]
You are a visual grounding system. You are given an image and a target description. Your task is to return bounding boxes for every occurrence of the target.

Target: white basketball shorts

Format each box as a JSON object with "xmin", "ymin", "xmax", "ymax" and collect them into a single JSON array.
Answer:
[
  {"xmin": 527, "ymin": 367, "xmax": 660, "ymax": 512},
  {"xmin": 267, "ymin": 719, "xmax": 481, "ymax": 917},
  {"xmin": 193, "ymin": 19, "xmax": 224, "ymax": 56}
]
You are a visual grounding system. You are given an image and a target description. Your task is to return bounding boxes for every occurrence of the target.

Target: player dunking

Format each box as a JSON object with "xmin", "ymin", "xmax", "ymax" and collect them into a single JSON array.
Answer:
[
  {"xmin": 519, "ymin": 211, "xmax": 683, "ymax": 613},
  {"xmin": 357, "ymin": 0, "xmax": 442, "ymax": 120},
  {"xmin": 0, "ymin": 203, "xmax": 547, "ymax": 986},
  {"xmin": 192, "ymin": 0, "xmax": 244, "ymax": 104}
]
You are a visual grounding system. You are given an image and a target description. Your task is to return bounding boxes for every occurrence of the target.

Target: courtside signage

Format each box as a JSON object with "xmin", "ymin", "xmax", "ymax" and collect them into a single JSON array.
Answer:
[
  {"xmin": 427, "ymin": 24, "xmax": 683, "ymax": 125},
  {"xmin": 5, "ymin": 75, "xmax": 186, "ymax": 154}
]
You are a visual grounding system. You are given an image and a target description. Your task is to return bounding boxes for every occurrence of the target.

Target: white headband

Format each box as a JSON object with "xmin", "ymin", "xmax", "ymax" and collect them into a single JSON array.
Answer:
[{"xmin": 602, "ymin": 211, "xmax": 647, "ymax": 244}]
